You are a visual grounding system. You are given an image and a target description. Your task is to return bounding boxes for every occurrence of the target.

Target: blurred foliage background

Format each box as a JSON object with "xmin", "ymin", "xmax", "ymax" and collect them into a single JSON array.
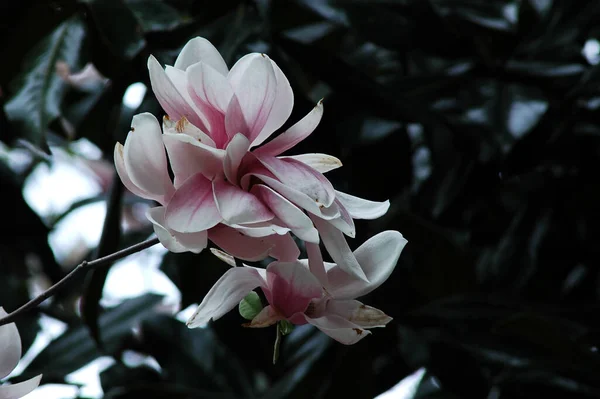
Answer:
[{"xmin": 2, "ymin": 0, "xmax": 600, "ymax": 398}]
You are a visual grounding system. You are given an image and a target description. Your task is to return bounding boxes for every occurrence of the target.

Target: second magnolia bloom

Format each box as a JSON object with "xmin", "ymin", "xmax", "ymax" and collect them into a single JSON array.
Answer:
[
  {"xmin": 187, "ymin": 231, "xmax": 408, "ymax": 344},
  {"xmin": 115, "ymin": 37, "xmax": 391, "ymax": 280}
]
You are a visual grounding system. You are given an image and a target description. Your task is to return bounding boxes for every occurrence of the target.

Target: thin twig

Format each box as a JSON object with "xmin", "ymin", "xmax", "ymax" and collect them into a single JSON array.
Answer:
[{"xmin": 0, "ymin": 237, "xmax": 160, "ymax": 327}]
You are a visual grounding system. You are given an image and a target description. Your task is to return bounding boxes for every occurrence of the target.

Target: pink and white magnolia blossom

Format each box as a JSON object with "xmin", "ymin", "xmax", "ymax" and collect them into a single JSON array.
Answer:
[
  {"xmin": 186, "ymin": 231, "xmax": 407, "ymax": 344},
  {"xmin": 0, "ymin": 308, "xmax": 42, "ymax": 399},
  {"xmin": 115, "ymin": 37, "xmax": 390, "ymax": 278}
]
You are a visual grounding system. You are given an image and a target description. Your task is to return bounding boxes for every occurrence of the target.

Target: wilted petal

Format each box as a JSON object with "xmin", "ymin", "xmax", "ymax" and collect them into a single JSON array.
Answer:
[
  {"xmin": 246, "ymin": 305, "xmax": 282, "ymax": 328},
  {"xmin": 305, "ymin": 314, "xmax": 370, "ymax": 345},
  {"xmin": 174, "ymin": 37, "xmax": 229, "ymax": 75},
  {"xmin": 0, "ymin": 308, "xmax": 21, "ymax": 379},
  {"xmin": 223, "ymin": 133, "xmax": 250, "ymax": 184},
  {"xmin": 187, "ymin": 62, "xmax": 233, "ymax": 113},
  {"xmin": 264, "ymin": 233, "xmax": 300, "ymax": 261},
  {"xmin": 208, "ymin": 225, "xmax": 273, "ymax": 261},
  {"xmin": 186, "ymin": 267, "xmax": 264, "ymax": 328},
  {"xmin": 114, "ymin": 143, "xmax": 156, "ymax": 202},
  {"xmin": 325, "ymin": 299, "xmax": 392, "ymax": 328},
  {"xmin": 327, "ymin": 231, "xmax": 407, "ymax": 299},
  {"xmin": 283, "ymin": 153, "xmax": 342, "ymax": 173},
  {"xmin": 258, "ymin": 155, "xmax": 335, "ymax": 208},
  {"xmin": 311, "ymin": 216, "xmax": 368, "ymax": 282},
  {"xmin": 252, "ymin": 184, "xmax": 319, "ymax": 243},
  {"xmin": 0, "ymin": 374, "xmax": 42, "ymax": 399},
  {"xmin": 146, "ymin": 206, "xmax": 207, "ymax": 254},
  {"xmin": 266, "ymin": 262, "xmax": 322, "ymax": 318},
  {"xmin": 228, "ymin": 55, "xmax": 277, "ymax": 142},
  {"xmin": 163, "ymin": 132, "xmax": 225, "ymax": 185},
  {"xmin": 255, "ymin": 100, "xmax": 323, "ymax": 156},
  {"xmin": 123, "ymin": 113, "xmax": 174, "ymax": 201},
  {"xmin": 251, "ymin": 59, "xmax": 294, "ymax": 147},
  {"xmin": 335, "ymin": 190, "xmax": 390, "ymax": 220},
  {"xmin": 213, "ymin": 180, "xmax": 274, "ymax": 225},
  {"xmin": 148, "ymin": 56, "xmax": 207, "ymax": 132},
  {"xmin": 165, "ymin": 173, "xmax": 221, "ymax": 233}
]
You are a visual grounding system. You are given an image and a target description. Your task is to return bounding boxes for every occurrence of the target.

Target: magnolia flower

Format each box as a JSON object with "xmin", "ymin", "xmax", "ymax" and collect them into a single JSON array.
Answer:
[
  {"xmin": 187, "ymin": 231, "xmax": 407, "ymax": 344},
  {"xmin": 115, "ymin": 37, "xmax": 390, "ymax": 277},
  {"xmin": 0, "ymin": 308, "xmax": 42, "ymax": 399}
]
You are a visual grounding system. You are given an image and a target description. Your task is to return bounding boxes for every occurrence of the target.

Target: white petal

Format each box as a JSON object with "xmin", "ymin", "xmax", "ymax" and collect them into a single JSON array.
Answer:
[
  {"xmin": 0, "ymin": 308, "xmax": 21, "ymax": 379},
  {"xmin": 252, "ymin": 184, "xmax": 319, "ymax": 243},
  {"xmin": 114, "ymin": 143, "xmax": 155, "ymax": 202},
  {"xmin": 223, "ymin": 133, "xmax": 250, "ymax": 184},
  {"xmin": 327, "ymin": 231, "xmax": 407, "ymax": 299},
  {"xmin": 174, "ymin": 37, "xmax": 229, "ymax": 75},
  {"xmin": 250, "ymin": 59, "xmax": 294, "ymax": 147},
  {"xmin": 335, "ymin": 190, "xmax": 390, "ymax": 220},
  {"xmin": 254, "ymin": 100, "xmax": 323, "ymax": 156},
  {"xmin": 123, "ymin": 113, "xmax": 174, "ymax": 200},
  {"xmin": 0, "ymin": 374, "xmax": 42, "ymax": 399},
  {"xmin": 305, "ymin": 314, "xmax": 370, "ymax": 345},
  {"xmin": 187, "ymin": 62, "xmax": 233, "ymax": 114},
  {"xmin": 146, "ymin": 206, "xmax": 207, "ymax": 254},
  {"xmin": 311, "ymin": 215, "xmax": 368, "ymax": 282},
  {"xmin": 212, "ymin": 180, "xmax": 274, "ymax": 225},
  {"xmin": 186, "ymin": 267, "xmax": 265, "ymax": 327}
]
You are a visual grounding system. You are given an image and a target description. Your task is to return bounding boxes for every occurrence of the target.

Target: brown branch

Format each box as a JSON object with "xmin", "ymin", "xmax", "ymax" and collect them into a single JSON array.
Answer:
[{"xmin": 0, "ymin": 237, "xmax": 160, "ymax": 327}]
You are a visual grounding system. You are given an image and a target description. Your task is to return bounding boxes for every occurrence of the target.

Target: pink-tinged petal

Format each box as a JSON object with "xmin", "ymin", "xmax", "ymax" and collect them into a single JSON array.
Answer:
[
  {"xmin": 114, "ymin": 143, "xmax": 156, "ymax": 202},
  {"xmin": 165, "ymin": 173, "xmax": 222, "ymax": 233},
  {"xmin": 123, "ymin": 113, "xmax": 174, "ymax": 201},
  {"xmin": 208, "ymin": 225, "xmax": 273, "ymax": 261},
  {"xmin": 252, "ymin": 184, "xmax": 319, "ymax": 243},
  {"xmin": 257, "ymin": 155, "xmax": 336, "ymax": 208},
  {"xmin": 283, "ymin": 153, "xmax": 342, "ymax": 173},
  {"xmin": 264, "ymin": 233, "xmax": 300, "ymax": 261},
  {"xmin": 187, "ymin": 62, "xmax": 233, "ymax": 114},
  {"xmin": 0, "ymin": 374, "xmax": 42, "ymax": 399},
  {"xmin": 186, "ymin": 267, "xmax": 264, "ymax": 328},
  {"xmin": 254, "ymin": 100, "xmax": 324, "ymax": 156},
  {"xmin": 0, "ymin": 307, "xmax": 21, "ymax": 379},
  {"xmin": 223, "ymin": 133, "xmax": 250, "ymax": 184},
  {"xmin": 213, "ymin": 180, "xmax": 274, "ymax": 225},
  {"xmin": 146, "ymin": 206, "xmax": 207, "ymax": 254},
  {"xmin": 163, "ymin": 132, "xmax": 225, "ymax": 186},
  {"xmin": 306, "ymin": 242, "xmax": 328, "ymax": 288},
  {"xmin": 266, "ymin": 262, "xmax": 322, "ymax": 318},
  {"xmin": 327, "ymin": 231, "xmax": 407, "ymax": 299},
  {"xmin": 311, "ymin": 215, "xmax": 368, "ymax": 282},
  {"xmin": 163, "ymin": 115, "xmax": 215, "ymax": 147},
  {"xmin": 251, "ymin": 59, "xmax": 294, "ymax": 147},
  {"xmin": 224, "ymin": 94, "xmax": 249, "ymax": 139},
  {"xmin": 227, "ymin": 53, "xmax": 259, "ymax": 90},
  {"xmin": 325, "ymin": 299, "xmax": 392, "ymax": 328},
  {"xmin": 326, "ymin": 199, "xmax": 356, "ymax": 238},
  {"xmin": 335, "ymin": 190, "xmax": 390, "ymax": 220},
  {"xmin": 304, "ymin": 314, "xmax": 370, "ymax": 345},
  {"xmin": 164, "ymin": 66, "xmax": 212, "ymax": 132},
  {"xmin": 174, "ymin": 37, "xmax": 229, "ymax": 75},
  {"xmin": 229, "ymin": 55, "xmax": 277, "ymax": 142},
  {"xmin": 227, "ymin": 221, "xmax": 290, "ymax": 237},
  {"xmin": 148, "ymin": 56, "xmax": 208, "ymax": 132},
  {"xmin": 246, "ymin": 305, "xmax": 282, "ymax": 328},
  {"xmin": 249, "ymin": 173, "xmax": 339, "ymax": 220}
]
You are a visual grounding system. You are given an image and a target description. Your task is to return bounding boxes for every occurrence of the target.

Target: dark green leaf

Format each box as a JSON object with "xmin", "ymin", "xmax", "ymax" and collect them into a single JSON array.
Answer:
[
  {"xmin": 4, "ymin": 16, "xmax": 85, "ymax": 149},
  {"xmin": 21, "ymin": 294, "xmax": 163, "ymax": 381}
]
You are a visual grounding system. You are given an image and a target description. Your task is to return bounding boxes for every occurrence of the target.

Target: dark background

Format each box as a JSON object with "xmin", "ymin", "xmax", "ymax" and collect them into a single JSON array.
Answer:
[{"xmin": 2, "ymin": 0, "xmax": 600, "ymax": 398}]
